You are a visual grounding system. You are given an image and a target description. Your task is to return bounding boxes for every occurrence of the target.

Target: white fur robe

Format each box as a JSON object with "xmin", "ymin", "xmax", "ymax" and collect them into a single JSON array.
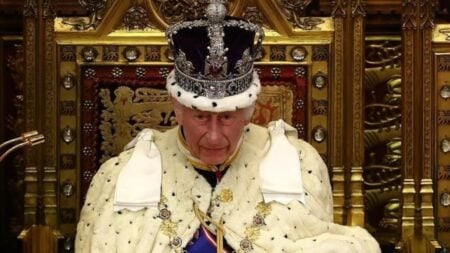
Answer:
[{"xmin": 75, "ymin": 124, "xmax": 380, "ymax": 253}]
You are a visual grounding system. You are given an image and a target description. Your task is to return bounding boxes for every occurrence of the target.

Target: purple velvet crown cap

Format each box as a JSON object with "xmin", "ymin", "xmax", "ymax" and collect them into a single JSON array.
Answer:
[{"xmin": 169, "ymin": 17, "xmax": 257, "ymax": 79}]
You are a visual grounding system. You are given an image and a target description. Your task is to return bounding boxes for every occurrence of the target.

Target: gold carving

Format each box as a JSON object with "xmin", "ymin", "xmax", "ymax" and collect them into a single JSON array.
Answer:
[
  {"xmin": 43, "ymin": 0, "xmax": 56, "ymax": 19},
  {"xmin": 60, "ymin": 101, "xmax": 76, "ymax": 115},
  {"xmin": 402, "ymin": 30, "xmax": 414, "ymax": 177},
  {"xmin": 363, "ymin": 60, "xmax": 402, "ymax": 238},
  {"xmin": 422, "ymin": 27, "xmax": 433, "ymax": 179},
  {"xmin": 401, "ymin": 179, "xmax": 416, "ymax": 239},
  {"xmin": 151, "ymin": 0, "xmax": 213, "ymax": 25},
  {"xmin": 365, "ymin": 189, "xmax": 401, "ymax": 238},
  {"xmin": 61, "ymin": 46, "xmax": 76, "ymax": 62},
  {"xmin": 252, "ymin": 85, "xmax": 294, "ymax": 126},
  {"xmin": 145, "ymin": 46, "xmax": 161, "ymax": 61},
  {"xmin": 331, "ymin": 17, "xmax": 345, "ymax": 224},
  {"xmin": 423, "ymin": 4, "xmax": 440, "ymax": 242},
  {"xmin": 364, "ymin": 137, "xmax": 402, "ymax": 241},
  {"xmin": 351, "ymin": 0, "xmax": 366, "ymax": 17},
  {"xmin": 332, "ymin": 166, "xmax": 345, "ymax": 224},
  {"xmin": 365, "ymin": 39, "xmax": 401, "ymax": 69},
  {"xmin": 44, "ymin": 18, "xmax": 57, "ymax": 167},
  {"xmin": 270, "ymin": 46, "xmax": 286, "ymax": 61},
  {"xmin": 348, "ymin": 12, "xmax": 364, "ymax": 227},
  {"xmin": 102, "ymin": 45, "xmax": 118, "ymax": 61},
  {"xmin": 402, "ymin": 0, "xmax": 417, "ymax": 30},
  {"xmin": 438, "ymin": 27, "xmax": 450, "ymax": 42},
  {"xmin": 420, "ymin": 179, "xmax": 435, "ymax": 239},
  {"xmin": 312, "ymin": 45, "xmax": 329, "ymax": 61},
  {"xmin": 364, "ymin": 69, "xmax": 401, "ymax": 130},
  {"xmin": 331, "ymin": 0, "xmax": 346, "ymax": 18},
  {"xmin": 437, "ymin": 217, "xmax": 450, "ymax": 232},
  {"xmin": 437, "ymin": 55, "xmax": 450, "ymax": 72},
  {"xmin": 438, "ymin": 165, "xmax": 450, "ymax": 180},
  {"xmin": 243, "ymin": 6, "xmax": 265, "ymax": 27},
  {"xmin": 98, "ymin": 86, "xmax": 174, "ymax": 162},
  {"xmin": 61, "ymin": 0, "xmax": 108, "ymax": 30},
  {"xmin": 352, "ymin": 17, "xmax": 363, "ymax": 165},
  {"xmin": 332, "ymin": 19, "xmax": 344, "ymax": 166},
  {"xmin": 280, "ymin": 0, "xmax": 324, "ymax": 30},
  {"xmin": 147, "ymin": 0, "xmax": 247, "ymax": 28},
  {"xmin": 23, "ymin": 0, "xmax": 37, "ymax": 18},
  {"xmin": 312, "ymin": 100, "xmax": 327, "ymax": 114},
  {"xmin": 438, "ymin": 110, "xmax": 450, "ymax": 125},
  {"xmin": 349, "ymin": 166, "xmax": 364, "ymax": 226},
  {"xmin": 401, "ymin": 6, "xmax": 416, "ymax": 248},
  {"xmin": 120, "ymin": 5, "xmax": 155, "ymax": 30},
  {"xmin": 420, "ymin": 0, "xmax": 436, "ymax": 29}
]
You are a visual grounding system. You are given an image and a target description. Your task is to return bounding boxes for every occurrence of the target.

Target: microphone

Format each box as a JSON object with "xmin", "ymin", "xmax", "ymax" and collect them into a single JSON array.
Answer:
[{"xmin": 0, "ymin": 130, "xmax": 45, "ymax": 162}]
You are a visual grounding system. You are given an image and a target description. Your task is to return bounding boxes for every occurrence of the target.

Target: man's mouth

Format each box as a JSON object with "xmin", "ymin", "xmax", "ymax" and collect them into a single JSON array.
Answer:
[{"xmin": 204, "ymin": 147, "xmax": 226, "ymax": 151}]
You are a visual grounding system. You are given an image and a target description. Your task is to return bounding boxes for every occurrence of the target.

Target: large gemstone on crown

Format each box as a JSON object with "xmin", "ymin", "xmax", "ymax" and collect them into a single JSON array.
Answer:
[
  {"xmin": 210, "ymin": 64, "xmax": 223, "ymax": 75},
  {"xmin": 205, "ymin": 82, "xmax": 226, "ymax": 99}
]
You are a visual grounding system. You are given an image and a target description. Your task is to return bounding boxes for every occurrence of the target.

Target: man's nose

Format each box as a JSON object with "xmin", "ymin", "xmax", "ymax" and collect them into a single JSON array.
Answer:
[{"xmin": 206, "ymin": 117, "xmax": 222, "ymax": 144}]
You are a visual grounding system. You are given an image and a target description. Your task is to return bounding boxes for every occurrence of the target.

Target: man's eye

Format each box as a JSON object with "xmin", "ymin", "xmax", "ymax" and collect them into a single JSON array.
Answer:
[
  {"xmin": 220, "ymin": 114, "xmax": 235, "ymax": 124},
  {"xmin": 221, "ymin": 115, "xmax": 232, "ymax": 120},
  {"xmin": 195, "ymin": 115, "xmax": 208, "ymax": 121}
]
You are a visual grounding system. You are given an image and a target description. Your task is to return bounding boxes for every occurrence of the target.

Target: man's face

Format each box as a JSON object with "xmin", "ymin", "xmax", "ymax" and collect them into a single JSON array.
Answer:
[{"xmin": 173, "ymin": 101, "xmax": 251, "ymax": 166}]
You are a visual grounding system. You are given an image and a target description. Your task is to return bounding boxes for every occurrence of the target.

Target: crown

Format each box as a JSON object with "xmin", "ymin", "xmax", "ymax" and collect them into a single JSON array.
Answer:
[{"xmin": 165, "ymin": 0, "xmax": 265, "ymax": 112}]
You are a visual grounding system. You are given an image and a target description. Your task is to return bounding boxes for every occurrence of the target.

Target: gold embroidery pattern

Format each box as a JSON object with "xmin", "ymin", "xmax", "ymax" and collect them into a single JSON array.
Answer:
[
  {"xmin": 158, "ymin": 195, "xmax": 182, "ymax": 250},
  {"xmin": 217, "ymin": 188, "xmax": 234, "ymax": 203},
  {"xmin": 238, "ymin": 202, "xmax": 273, "ymax": 252},
  {"xmin": 158, "ymin": 195, "xmax": 169, "ymax": 210},
  {"xmin": 255, "ymin": 202, "xmax": 272, "ymax": 216},
  {"xmin": 160, "ymin": 220, "xmax": 178, "ymax": 236},
  {"xmin": 244, "ymin": 227, "xmax": 261, "ymax": 241}
]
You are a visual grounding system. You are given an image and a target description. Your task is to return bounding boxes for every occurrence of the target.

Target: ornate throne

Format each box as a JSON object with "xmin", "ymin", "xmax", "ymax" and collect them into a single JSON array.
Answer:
[
  {"xmin": 9, "ymin": 0, "xmax": 446, "ymax": 253},
  {"xmin": 49, "ymin": 1, "xmax": 336, "ymax": 250}
]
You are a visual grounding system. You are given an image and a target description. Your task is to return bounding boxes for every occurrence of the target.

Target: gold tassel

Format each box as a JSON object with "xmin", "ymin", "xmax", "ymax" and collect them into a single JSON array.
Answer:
[{"xmin": 194, "ymin": 204, "xmax": 226, "ymax": 253}]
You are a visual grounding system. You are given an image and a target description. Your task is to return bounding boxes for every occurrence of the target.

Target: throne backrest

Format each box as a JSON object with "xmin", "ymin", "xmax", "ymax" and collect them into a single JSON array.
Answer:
[{"xmin": 52, "ymin": 2, "xmax": 334, "ymax": 239}]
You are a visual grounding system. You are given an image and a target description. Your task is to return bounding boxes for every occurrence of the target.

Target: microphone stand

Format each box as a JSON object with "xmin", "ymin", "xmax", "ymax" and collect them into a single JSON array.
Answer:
[
  {"xmin": 4, "ymin": 131, "xmax": 64, "ymax": 253},
  {"xmin": 0, "ymin": 131, "xmax": 62, "ymax": 253}
]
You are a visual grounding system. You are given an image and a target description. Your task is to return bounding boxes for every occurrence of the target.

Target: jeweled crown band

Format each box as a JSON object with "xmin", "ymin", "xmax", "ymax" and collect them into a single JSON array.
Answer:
[{"xmin": 174, "ymin": 65, "xmax": 254, "ymax": 99}]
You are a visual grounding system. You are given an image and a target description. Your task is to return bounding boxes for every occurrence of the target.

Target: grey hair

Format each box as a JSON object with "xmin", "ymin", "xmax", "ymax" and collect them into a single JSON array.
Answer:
[{"xmin": 242, "ymin": 102, "xmax": 256, "ymax": 122}]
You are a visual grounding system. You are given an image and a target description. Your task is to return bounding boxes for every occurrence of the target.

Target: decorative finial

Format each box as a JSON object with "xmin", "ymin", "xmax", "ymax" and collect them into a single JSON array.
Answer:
[{"xmin": 206, "ymin": 0, "xmax": 227, "ymax": 23}]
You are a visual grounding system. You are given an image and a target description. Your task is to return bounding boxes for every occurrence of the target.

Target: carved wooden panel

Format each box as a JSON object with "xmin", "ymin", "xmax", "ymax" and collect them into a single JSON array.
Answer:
[
  {"xmin": 433, "ymin": 51, "xmax": 450, "ymax": 245},
  {"xmin": 0, "ymin": 36, "xmax": 25, "ymax": 253},
  {"xmin": 364, "ymin": 37, "xmax": 402, "ymax": 245}
]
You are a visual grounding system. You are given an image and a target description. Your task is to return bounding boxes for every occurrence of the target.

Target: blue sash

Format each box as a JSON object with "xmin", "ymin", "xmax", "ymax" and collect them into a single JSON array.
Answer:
[{"xmin": 185, "ymin": 226, "xmax": 230, "ymax": 253}]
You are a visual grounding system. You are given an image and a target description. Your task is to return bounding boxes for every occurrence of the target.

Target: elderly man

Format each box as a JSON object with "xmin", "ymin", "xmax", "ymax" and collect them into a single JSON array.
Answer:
[{"xmin": 75, "ymin": 1, "xmax": 381, "ymax": 252}]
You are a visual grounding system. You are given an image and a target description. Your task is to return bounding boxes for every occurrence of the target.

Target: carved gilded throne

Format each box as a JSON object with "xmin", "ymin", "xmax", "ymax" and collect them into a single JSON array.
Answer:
[
  {"xmin": 15, "ymin": 0, "xmax": 446, "ymax": 253},
  {"xmin": 47, "ymin": 1, "xmax": 337, "ymax": 250}
]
